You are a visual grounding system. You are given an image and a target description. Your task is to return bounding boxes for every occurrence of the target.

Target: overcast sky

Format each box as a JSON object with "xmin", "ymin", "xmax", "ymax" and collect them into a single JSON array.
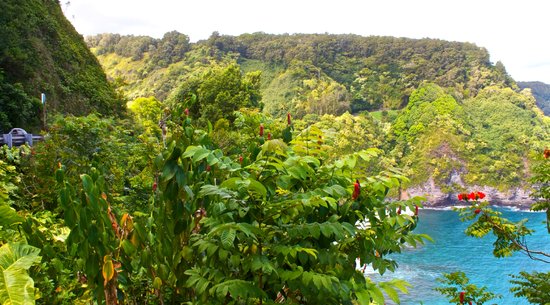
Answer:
[{"xmin": 62, "ymin": 0, "xmax": 550, "ymax": 84}]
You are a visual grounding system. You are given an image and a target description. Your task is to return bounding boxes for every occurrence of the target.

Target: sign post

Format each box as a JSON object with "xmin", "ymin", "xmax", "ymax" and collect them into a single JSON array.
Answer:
[{"xmin": 41, "ymin": 93, "xmax": 46, "ymax": 130}]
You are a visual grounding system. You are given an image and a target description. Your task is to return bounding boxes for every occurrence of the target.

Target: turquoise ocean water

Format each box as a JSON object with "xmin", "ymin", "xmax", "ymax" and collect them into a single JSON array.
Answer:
[{"xmin": 368, "ymin": 208, "xmax": 550, "ymax": 304}]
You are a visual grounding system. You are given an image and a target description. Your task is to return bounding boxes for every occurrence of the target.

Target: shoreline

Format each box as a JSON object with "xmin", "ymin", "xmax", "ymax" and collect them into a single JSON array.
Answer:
[{"xmin": 420, "ymin": 204, "xmax": 541, "ymax": 213}]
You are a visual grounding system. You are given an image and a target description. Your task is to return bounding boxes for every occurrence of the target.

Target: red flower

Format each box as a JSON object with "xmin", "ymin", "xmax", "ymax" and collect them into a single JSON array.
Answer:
[
  {"xmin": 287, "ymin": 112, "xmax": 292, "ymax": 125},
  {"xmin": 458, "ymin": 193, "xmax": 464, "ymax": 201},
  {"xmin": 477, "ymin": 191, "xmax": 486, "ymax": 200},
  {"xmin": 184, "ymin": 108, "xmax": 189, "ymax": 116},
  {"xmin": 474, "ymin": 209, "xmax": 481, "ymax": 214},
  {"xmin": 206, "ymin": 165, "xmax": 211, "ymax": 172},
  {"xmin": 467, "ymin": 192, "xmax": 476, "ymax": 201},
  {"xmin": 544, "ymin": 148, "xmax": 550, "ymax": 159},
  {"xmin": 397, "ymin": 207, "xmax": 401, "ymax": 215},
  {"xmin": 267, "ymin": 133, "xmax": 272, "ymax": 140},
  {"xmin": 239, "ymin": 156, "xmax": 243, "ymax": 163},
  {"xmin": 414, "ymin": 205, "xmax": 419, "ymax": 216},
  {"xmin": 352, "ymin": 180, "xmax": 360, "ymax": 200},
  {"xmin": 459, "ymin": 291, "xmax": 465, "ymax": 303},
  {"xmin": 152, "ymin": 182, "xmax": 157, "ymax": 192},
  {"xmin": 259, "ymin": 124, "xmax": 264, "ymax": 137}
]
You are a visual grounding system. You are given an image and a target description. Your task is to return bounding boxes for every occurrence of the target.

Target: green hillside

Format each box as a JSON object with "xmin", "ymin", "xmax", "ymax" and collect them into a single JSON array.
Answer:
[
  {"xmin": 87, "ymin": 32, "xmax": 516, "ymax": 117},
  {"xmin": 518, "ymin": 81, "xmax": 550, "ymax": 115},
  {"xmin": 0, "ymin": 0, "xmax": 122, "ymax": 131},
  {"xmin": 85, "ymin": 32, "xmax": 548, "ymax": 198}
]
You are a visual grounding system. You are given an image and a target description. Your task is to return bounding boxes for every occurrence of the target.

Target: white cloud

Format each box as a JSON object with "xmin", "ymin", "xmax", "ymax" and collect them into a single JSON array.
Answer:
[{"xmin": 63, "ymin": 0, "xmax": 550, "ymax": 83}]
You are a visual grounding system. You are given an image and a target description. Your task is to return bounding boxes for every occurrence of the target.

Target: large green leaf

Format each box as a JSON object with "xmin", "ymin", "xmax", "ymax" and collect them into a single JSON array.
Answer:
[
  {"xmin": 0, "ymin": 204, "xmax": 23, "ymax": 228},
  {"xmin": 0, "ymin": 242, "xmax": 41, "ymax": 305}
]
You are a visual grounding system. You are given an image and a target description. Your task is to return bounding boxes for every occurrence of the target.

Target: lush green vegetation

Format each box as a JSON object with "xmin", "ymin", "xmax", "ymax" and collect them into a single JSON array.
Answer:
[
  {"xmin": 87, "ymin": 32, "xmax": 516, "ymax": 118},
  {"xmin": 1, "ymin": 108, "xmax": 434, "ymax": 304},
  {"xmin": 390, "ymin": 83, "xmax": 547, "ymax": 192},
  {"xmin": 1, "ymin": 2, "xmax": 549, "ymax": 304},
  {"xmin": 85, "ymin": 31, "xmax": 549, "ymax": 194},
  {"xmin": 0, "ymin": 0, "xmax": 122, "ymax": 132}
]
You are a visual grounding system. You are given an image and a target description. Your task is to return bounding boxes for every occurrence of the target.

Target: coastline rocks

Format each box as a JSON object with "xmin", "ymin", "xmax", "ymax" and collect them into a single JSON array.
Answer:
[{"xmin": 402, "ymin": 177, "xmax": 534, "ymax": 208}]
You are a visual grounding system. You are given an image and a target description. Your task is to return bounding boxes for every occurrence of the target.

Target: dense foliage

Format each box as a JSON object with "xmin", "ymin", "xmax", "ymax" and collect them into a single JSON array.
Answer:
[
  {"xmin": 86, "ymin": 32, "xmax": 515, "ymax": 117},
  {"xmin": 389, "ymin": 83, "xmax": 548, "ymax": 193},
  {"xmin": 167, "ymin": 62, "xmax": 262, "ymax": 124},
  {"xmin": 1, "ymin": 107, "xmax": 433, "ymax": 304},
  {"xmin": 0, "ymin": 0, "xmax": 121, "ymax": 132}
]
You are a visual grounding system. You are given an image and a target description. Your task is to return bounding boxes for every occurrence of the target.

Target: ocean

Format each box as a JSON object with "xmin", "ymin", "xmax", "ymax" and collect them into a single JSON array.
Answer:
[{"xmin": 367, "ymin": 207, "xmax": 550, "ymax": 304}]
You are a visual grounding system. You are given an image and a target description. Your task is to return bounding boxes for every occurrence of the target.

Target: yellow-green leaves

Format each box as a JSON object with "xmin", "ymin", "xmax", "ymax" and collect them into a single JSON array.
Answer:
[
  {"xmin": 0, "ymin": 243, "xmax": 41, "ymax": 305},
  {"xmin": 102, "ymin": 255, "xmax": 114, "ymax": 286}
]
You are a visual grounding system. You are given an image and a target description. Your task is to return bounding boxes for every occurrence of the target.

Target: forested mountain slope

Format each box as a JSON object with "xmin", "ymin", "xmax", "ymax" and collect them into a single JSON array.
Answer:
[
  {"xmin": 86, "ymin": 32, "xmax": 517, "ymax": 117},
  {"xmin": 0, "ymin": 0, "xmax": 121, "ymax": 131},
  {"xmin": 518, "ymin": 81, "xmax": 550, "ymax": 115},
  {"xmin": 85, "ymin": 32, "xmax": 548, "ymax": 204}
]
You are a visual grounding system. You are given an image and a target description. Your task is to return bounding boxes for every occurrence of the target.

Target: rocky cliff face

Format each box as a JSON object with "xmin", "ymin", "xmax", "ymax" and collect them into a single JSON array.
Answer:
[{"xmin": 403, "ymin": 174, "xmax": 534, "ymax": 208}]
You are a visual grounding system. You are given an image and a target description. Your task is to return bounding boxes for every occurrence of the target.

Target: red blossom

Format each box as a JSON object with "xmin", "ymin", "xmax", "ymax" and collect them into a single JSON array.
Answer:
[
  {"xmin": 474, "ymin": 209, "xmax": 481, "ymax": 214},
  {"xmin": 477, "ymin": 191, "xmax": 486, "ymax": 200},
  {"xmin": 397, "ymin": 207, "xmax": 401, "ymax": 215},
  {"xmin": 459, "ymin": 291, "xmax": 465, "ymax": 303},
  {"xmin": 267, "ymin": 133, "xmax": 272, "ymax": 140},
  {"xmin": 352, "ymin": 180, "xmax": 360, "ymax": 200},
  {"xmin": 467, "ymin": 192, "xmax": 476, "ymax": 201},
  {"xmin": 152, "ymin": 182, "xmax": 157, "ymax": 192},
  {"xmin": 184, "ymin": 108, "xmax": 189, "ymax": 116},
  {"xmin": 414, "ymin": 205, "xmax": 419, "ymax": 216},
  {"xmin": 259, "ymin": 124, "xmax": 264, "ymax": 137},
  {"xmin": 458, "ymin": 193, "xmax": 470, "ymax": 201},
  {"xmin": 239, "ymin": 156, "xmax": 243, "ymax": 163},
  {"xmin": 287, "ymin": 112, "xmax": 292, "ymax": 125},
  {"xmin": 206, "ymin": 165, "xmax": 211, "ymax": 172},
  {"xmin": 544, "ymin": 148, "xmax": 550, "ymax": 159}
]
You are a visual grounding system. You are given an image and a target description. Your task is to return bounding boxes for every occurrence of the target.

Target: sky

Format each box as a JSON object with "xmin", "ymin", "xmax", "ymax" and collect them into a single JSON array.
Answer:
[{"xmin": 62, "ymin": 0, "xmax": 550, "ymax": 83}]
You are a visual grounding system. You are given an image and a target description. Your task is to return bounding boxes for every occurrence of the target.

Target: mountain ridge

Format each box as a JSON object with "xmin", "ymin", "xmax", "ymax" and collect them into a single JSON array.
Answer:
[{"xmin": 86, "ymin": 32, "xmax": 519, "ymax": 116}]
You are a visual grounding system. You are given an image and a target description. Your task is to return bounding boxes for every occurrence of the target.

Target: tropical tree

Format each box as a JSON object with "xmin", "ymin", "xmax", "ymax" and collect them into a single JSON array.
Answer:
[
  {"xmin": 450, "ymin": 150, "xmax": 550, "ymax": 304},
  {"xmin": 135, "ymin": 104, "xmax": 430, "ymax": 304},
  {"xmin": 168, "ymin": 62, "xmax": 262, "ymax": 125}
]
